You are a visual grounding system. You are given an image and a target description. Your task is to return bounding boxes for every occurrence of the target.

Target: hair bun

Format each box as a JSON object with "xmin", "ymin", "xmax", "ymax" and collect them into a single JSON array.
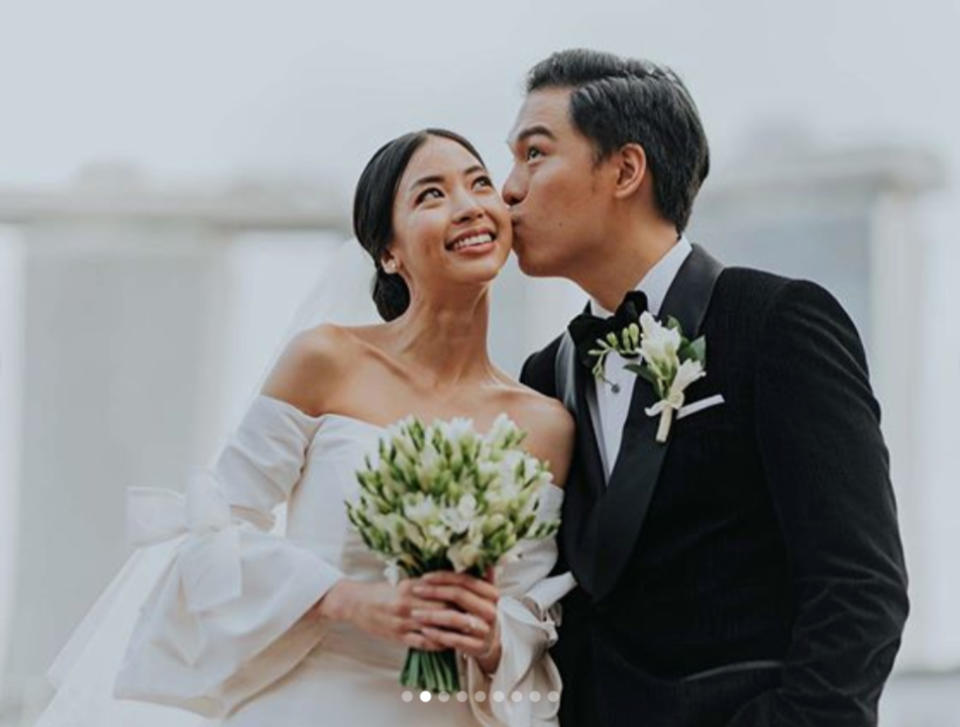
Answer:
[{"xmin": 372, "ymin": 268, "xmax": 410, "ymax": 322}]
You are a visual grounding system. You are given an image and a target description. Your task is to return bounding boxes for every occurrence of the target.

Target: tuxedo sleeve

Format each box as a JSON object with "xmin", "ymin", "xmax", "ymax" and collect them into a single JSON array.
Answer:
[{"xmin": 727, "ymin": 280, "xmax": 908, "ymax": 727}]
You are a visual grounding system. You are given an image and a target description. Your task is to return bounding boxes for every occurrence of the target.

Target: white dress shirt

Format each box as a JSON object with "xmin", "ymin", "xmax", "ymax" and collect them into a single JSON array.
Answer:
[{"xmin": 587, "ymin": 236, "xmax": 692, "ymax": 481}]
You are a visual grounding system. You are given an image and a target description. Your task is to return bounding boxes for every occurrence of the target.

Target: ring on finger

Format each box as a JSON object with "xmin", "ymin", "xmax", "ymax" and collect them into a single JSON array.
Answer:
[{"xmin": 467, "ymin": 615, "xmax": 482, "ymax": 633}]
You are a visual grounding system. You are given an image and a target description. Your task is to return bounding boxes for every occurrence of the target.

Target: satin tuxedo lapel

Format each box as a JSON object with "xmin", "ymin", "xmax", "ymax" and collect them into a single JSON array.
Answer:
[
  {"xmin": 573, "ymin": 244, "xmax": 724, "ymax": 601},
  {"xmin": 555, "ymin": 323, "xmax": 608, "ymax": 585}
]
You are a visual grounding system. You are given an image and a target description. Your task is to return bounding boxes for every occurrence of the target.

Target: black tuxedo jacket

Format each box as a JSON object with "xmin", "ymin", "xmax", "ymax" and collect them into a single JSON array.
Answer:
[{"xmin": 520, "ymin": 245, "xmax": 908, "ymax": 727}]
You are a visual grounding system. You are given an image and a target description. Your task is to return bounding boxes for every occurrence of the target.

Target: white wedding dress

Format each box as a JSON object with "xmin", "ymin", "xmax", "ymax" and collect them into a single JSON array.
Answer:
[{"xmin": 37, "ymin": 394, "xmax": 574, "ymax": 727}]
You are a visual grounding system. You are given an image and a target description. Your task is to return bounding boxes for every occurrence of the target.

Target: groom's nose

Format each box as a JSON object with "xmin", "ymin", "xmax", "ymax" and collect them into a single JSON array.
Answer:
[{"xmin": 501, "ymin": 166, "xmax": 526, "ymax": 207}]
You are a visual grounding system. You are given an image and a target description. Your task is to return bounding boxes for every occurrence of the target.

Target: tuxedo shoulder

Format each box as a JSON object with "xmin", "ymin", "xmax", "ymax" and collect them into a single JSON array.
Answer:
[
  {"xmin": 519, "ymin": 334, "xmax": 564, "ymax": 396},
  {"xmin": 713, "ymin": 266, "xmax": 792, "ymax": 305},
  {"xmin": 711, "ymin": 268, "xmax": 861, "ymax": 349},
  {"xmin": 719, "ymin": 268, "xmax": 849, "ymax": 312}
]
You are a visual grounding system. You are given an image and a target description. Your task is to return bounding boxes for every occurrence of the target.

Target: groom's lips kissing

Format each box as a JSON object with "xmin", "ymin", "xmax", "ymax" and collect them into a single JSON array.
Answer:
[{"xmin": 445, "ymin": 227, "xmax": 497, "ymax": 256}]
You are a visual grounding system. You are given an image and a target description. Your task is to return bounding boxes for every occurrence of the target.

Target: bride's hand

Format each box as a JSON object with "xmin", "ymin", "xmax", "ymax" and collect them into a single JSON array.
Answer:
[
  {"xmin": 409, "ymin": 571, "xmax": 502, "ymax": 672},
  {"xmin": 312, "ymin": 578, "xmax": 449, "ymax": 651}
]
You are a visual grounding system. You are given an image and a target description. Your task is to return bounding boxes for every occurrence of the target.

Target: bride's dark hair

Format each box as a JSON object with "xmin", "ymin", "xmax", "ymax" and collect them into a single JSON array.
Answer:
[{"xmin": 353, "ymin": 128, "xmax": 486, "ymax": 321}]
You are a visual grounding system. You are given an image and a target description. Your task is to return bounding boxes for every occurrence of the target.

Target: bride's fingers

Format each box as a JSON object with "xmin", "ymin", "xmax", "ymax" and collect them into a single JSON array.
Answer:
[
  {"xmin": 405, "ymin": 597, "xmax": 448, "ymax": 614},
  {"xmin": 420, "ymin": 572, "xmax": 499, "ymax": 602},
  {"xmin": 418, "ymin": 626, "xmax": 487, "ymax": 655},
  {"xmin": 401, "ymin": 631, "xmax": 446, "ymax": 651},
  {"xmin": 411, "ymin": 584, "xmax": 496, "ymax": 622},
  {"xmin": 410, "ymin": 608, "xmax": 492, "ymax": 636}
]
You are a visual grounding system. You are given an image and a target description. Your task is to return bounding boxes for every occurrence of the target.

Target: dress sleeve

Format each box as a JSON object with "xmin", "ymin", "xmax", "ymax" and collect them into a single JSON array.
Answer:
[
  {"xmin": 113, "ymin": 395, "xmax": 344, "ymax": 718},
  {"xmin": 464, "ymin": 484, "xmax": 577, "ymax": 726}
]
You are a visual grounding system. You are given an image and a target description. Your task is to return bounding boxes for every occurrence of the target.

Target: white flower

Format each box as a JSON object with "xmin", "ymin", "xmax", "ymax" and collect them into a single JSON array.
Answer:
[
  {"xmin": 671, "ymin": 358, "xmax": 705, "ymax": 399},
  {"xmin": 486, "ymin": 413, "xmax": 520, "ymax": 449},
  {"xmin": 403, "ymin": 495, "xmax": 439, "ymax": 527},
  {"xmin": 439, "ymin": 492, "xmax": 478, "ymax": 534},
  {"xmin": 425, "ymin": 522, "xmax": 452, "ymax": 548},
  {"xmin": 440, "ymin": 417, "xmax": 475, "ymax": 444},
  {"xmin": 415, "ymin": 442, "xmax": 442, "ymax": 483},
  {"xmin": 448, "ymin": 540, "xmax": 483, "ymax": 572},
  {"xmin": 639, "ymin": 311, "xmax": 681, "ymax": 367},
  {"xmin": 371, "ymin": 513, "xmax": 404, "ymax": 552}
]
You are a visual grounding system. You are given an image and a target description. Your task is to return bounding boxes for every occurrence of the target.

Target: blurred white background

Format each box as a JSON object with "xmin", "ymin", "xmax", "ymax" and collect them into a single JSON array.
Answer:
[{"xmin": 1, "ymin": 0, "xmax": 958, "ymax": 724}]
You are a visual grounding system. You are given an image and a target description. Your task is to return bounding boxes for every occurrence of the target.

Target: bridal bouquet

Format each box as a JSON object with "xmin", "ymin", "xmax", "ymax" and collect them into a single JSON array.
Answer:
[{"xmin": 345, "ymin": 414, "xmax": 559, "ymax": 694}]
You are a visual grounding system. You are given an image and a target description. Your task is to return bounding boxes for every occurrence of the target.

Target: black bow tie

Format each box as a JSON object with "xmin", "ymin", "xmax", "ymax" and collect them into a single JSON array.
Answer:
[{"xmin": 568, "ymin": 290, "xmax": 649, "ymax": 371}]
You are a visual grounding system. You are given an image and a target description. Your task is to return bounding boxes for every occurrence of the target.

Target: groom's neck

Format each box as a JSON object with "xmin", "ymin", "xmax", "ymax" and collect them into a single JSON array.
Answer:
[{"xmin": 576, "ymin": 216, "xmax": 679, "ymax": 312}]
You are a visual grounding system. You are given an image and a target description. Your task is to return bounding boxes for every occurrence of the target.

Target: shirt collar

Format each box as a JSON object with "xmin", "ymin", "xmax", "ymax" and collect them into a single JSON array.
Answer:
[{"xmin": 590, "ymin": 235, "xmax": 693, "ymax": 318}]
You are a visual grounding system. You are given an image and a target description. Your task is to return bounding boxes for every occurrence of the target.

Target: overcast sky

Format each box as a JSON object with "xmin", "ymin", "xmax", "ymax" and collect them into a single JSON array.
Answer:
[{"xmin": 2, "ymin": 0, "xmax": 958, "ymax": 191}]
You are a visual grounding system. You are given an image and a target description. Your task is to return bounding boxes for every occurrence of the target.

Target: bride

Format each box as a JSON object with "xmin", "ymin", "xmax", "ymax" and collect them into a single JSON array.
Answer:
[{"xmin": 37, "ymin": 128, "xmax": 576, "ymax": 726}]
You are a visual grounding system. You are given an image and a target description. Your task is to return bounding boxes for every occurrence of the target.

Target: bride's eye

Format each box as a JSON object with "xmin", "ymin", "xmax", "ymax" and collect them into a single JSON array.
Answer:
[
  {"xmin": 416, "ymin": 187, "xmax": 444, "ymax": 204},
  {"xmin": 526, "ymin": 146, "xmax": 544, "ymax": 161},
  {"xmin": 473, "ymin": 175, "xmax": 493, "ymax": 189}
]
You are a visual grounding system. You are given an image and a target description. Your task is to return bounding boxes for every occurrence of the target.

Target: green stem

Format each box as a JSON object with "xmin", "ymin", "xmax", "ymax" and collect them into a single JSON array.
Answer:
[
  {"xmin": 423, "ymin": 649, "xmax": 437, "ymax": 691},
  {"xmin": 399, "ymin": 648, "xmax": 460, "ymax": 693}
]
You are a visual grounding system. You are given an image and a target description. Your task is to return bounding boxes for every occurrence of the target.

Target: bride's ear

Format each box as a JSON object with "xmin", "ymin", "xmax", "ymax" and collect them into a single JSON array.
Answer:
[
  {"xmin": 612, "ymin": 143, "xmax": 647, "ymax": 200},
  {"xmin": 380, "ymin": 249, "xmax": 400, "ymax": 274}
]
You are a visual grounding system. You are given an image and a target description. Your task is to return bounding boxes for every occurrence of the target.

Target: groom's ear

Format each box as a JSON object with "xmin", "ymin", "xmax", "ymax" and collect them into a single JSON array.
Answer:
[{"xmin": 612, "ymin": 143, "xmax": 648, "ymax": 200}]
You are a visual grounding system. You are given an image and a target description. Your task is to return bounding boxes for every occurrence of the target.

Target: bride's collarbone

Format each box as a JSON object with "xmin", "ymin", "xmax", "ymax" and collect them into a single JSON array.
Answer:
[{"xmin": 328, "ymin": 376, "xmax": 530, "ymax": 433}]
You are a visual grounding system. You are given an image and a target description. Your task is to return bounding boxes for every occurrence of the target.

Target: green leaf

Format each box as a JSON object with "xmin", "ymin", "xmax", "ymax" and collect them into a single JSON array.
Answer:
[
  {"xmin": 666, "ymin": 315, "xmax": 682, "ymax": 332},
  {"xmin": 688, "ymin": 335, "xmax": 707, "ymax": 364},
  {"xmin": 624, "ymin": 363, "xmax": 659, "ymax": 387}
]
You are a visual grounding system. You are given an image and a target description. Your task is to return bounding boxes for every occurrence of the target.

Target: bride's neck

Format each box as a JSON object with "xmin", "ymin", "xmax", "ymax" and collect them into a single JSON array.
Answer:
[{"xmin": 388, "ymin": 289, "xmax": 495, "ymax": 386}]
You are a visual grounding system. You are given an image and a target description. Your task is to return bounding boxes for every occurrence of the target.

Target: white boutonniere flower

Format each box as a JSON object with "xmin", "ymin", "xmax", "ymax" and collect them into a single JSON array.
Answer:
[{"xmin": 588, "ymin": 310, "xmax": 707, "ymax": 443}]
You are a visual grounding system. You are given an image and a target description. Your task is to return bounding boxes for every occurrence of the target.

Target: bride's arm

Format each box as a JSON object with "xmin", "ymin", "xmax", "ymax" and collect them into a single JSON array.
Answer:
[
  {"xmin": 114, "ymin": 390, "xmax": 340, "ymax": 718},
  {"xmin": 116, "ymin": 325, "xmax": 438, "ymax": 717}
]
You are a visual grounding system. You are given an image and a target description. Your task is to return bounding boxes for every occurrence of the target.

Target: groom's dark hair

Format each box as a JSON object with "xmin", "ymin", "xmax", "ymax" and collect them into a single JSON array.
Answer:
[{"xmin": 527, "ymin": 49, "xmax": 709, "ymax": 233}]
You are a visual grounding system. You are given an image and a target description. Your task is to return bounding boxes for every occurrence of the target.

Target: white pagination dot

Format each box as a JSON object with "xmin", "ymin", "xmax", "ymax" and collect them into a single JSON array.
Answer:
[
  {"xmin": 474, "ymin": 690, "xmax": 487, "ymax": 703},
  {"xmin": 401, "ymin": 690, "xmax": 414, "ymax": 703},
  {"xmin": 456, "ymin": 691, "xmax": 469, "ymax": 703},
  {"xmin": 530, "ymin": 691, "xmax": 542, "ymax": 703},
  {"xmin": 420, "ymin": 690, "xmax": 432, "ymax": 703},
  {"xmin": 438, "ymin": 692, "xmax": 450, "ymax": 703},
  {"xmin": 547, "ymin": 690, "xmax": 561, "ymax": 703},
  {"xmin": 511, "ymin": 690, "xmax": 524, "ymax": 703}
]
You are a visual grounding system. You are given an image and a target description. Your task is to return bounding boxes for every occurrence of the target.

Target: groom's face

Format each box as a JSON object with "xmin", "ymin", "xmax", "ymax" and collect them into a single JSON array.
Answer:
[{"xmin": 503, "ymin": 87, "xmax": 614, "ymax": 278}]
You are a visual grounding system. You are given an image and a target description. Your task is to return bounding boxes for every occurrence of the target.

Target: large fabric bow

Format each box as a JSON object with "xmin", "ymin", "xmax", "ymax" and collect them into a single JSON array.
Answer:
[{"xmin": 126, "ymin": 471, "xmax": 242, "ymax": 613}]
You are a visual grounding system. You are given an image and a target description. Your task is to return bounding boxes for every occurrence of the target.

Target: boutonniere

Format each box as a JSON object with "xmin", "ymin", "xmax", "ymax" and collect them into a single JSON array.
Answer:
[{"xmin": 588, "ymin": 311, "xmax": 706, "ymax": 443}]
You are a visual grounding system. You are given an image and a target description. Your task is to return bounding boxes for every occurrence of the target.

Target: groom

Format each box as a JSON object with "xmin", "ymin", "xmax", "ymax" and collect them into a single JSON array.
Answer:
[{"xmin": 508, "ymin": 49, "xmax": 909, "ymax": 726}]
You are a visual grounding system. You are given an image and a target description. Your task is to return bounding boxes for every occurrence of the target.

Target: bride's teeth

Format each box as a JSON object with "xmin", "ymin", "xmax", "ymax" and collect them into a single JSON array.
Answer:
[{"xmin": 451, "ymin": 233, "xmax": 493, "ymax": 251}]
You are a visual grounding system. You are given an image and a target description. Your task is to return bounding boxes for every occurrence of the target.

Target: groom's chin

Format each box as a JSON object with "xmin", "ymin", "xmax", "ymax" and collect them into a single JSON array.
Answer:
[{"xmin": 513, "ymin": 246, "xmax": 549, "ymax": 278}]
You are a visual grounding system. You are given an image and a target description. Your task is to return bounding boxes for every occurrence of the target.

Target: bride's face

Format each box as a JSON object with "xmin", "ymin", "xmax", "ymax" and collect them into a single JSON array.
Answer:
[{"xmin": 385, "ymin": 136, "xmax": 512, "ymax": 299}]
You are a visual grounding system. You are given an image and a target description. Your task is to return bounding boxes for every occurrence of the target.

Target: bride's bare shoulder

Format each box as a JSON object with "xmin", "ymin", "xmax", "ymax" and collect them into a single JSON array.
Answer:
[
  {"xmin": 500, "ymin": 383, "xmax": 575, "ymax": 487},
  {"xmin": 260, "ymin": 323, "xmax": 376, "ymax": 415}
]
